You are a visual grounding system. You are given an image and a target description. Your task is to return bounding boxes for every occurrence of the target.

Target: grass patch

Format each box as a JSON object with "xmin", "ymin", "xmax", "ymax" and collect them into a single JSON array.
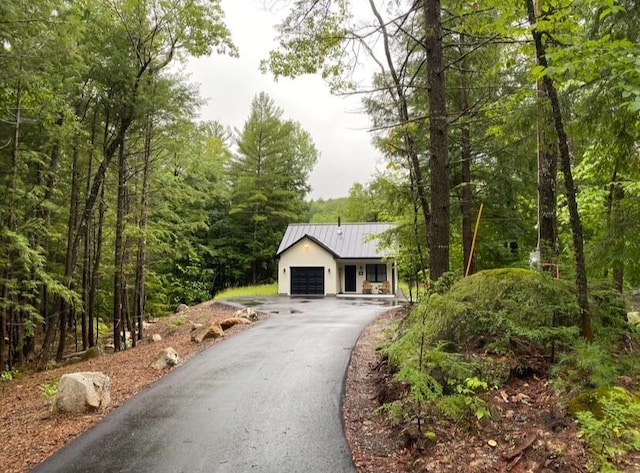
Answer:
[{"xmin": 215, "ymin": 283, "xmax": 278, "ymax": 299}]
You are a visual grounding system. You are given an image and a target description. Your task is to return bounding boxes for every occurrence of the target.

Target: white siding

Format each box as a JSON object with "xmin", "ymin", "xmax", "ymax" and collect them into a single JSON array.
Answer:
[{"xmin": 278, "ymin": 237, "xmax": 337, "ymax": 295}]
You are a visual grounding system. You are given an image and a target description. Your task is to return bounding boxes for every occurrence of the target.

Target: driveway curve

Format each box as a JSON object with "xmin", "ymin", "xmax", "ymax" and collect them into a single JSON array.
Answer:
[{"xmin": 32, "ymin": 297, "xmax": 398, "ymax": 473}]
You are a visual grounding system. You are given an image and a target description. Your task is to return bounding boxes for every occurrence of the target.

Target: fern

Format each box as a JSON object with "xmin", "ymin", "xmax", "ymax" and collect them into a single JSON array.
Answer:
[{"xmin": 576, "ymin": 387, "xmax": 640, "ymax": 472}]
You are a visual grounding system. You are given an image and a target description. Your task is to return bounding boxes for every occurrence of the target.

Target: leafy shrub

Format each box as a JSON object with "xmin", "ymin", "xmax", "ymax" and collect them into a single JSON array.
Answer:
[
  {"xmin": 573, "ymin": 387, "xmax": 640, "ymax": 472},
  {"xmin": 381, "ymin": 269, "xmax": 583, "ymax": 429},
  {"xmin": 553, "ymin": 339, "xmax": 621, "ymax": 390},
  {"xmin": 1, "ymin": 370, "xmax": 17, "ymax": 382},
  {"xmin": 40, "ymin": 379, "xmax": 58, "ymax": 399}
]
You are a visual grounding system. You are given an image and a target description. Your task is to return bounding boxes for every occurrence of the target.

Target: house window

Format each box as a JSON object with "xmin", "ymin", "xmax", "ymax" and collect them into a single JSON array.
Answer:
[{"xmin": 366, "ymin": 264, "xmax": 387, "ymax": 283}]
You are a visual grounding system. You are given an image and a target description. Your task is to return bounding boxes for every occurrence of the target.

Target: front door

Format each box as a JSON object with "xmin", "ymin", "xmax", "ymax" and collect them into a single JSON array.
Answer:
[{"xmin": 345, "ymin": 265, "xmax": 356, "ymax": 292}]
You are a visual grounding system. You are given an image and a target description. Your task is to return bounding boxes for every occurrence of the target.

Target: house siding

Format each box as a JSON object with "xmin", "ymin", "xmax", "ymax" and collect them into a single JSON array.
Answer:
[{"xmin": 278, "ymin": 237, "xmax": 337, "ymax": 295}]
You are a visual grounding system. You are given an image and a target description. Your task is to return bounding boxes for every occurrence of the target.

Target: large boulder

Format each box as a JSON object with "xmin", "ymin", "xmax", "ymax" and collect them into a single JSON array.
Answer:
[
  {"xmin": 150, "ymin": 347, "xmax": 180, "ymax": 371},
  {"xmin": 233, "ymin": 307, "xmax": 258, "ymax": 322},
  {"xmin": 54, "ymin": 372, "xmax": 111, "ymax": 414},
  {"xmin": 191, "ymin": 323, "xmax": 224, "ymax": 343},
  {"xmin": 220, "ymin": 317, "xmax": 252, "ymax": 331}
]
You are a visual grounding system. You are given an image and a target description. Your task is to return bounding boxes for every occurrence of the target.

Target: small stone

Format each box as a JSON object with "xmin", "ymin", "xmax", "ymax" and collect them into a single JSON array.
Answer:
[
  {"xmin": 487, "ymin": 439, "xmax": 498, "ymax": 447},
  {"xmin": 176, "ymin": 304, "xmax": 188, "ymax": 313},
  {"xmin": 233, "ymin": 307, "xmax": 258, "ymax": 322}
]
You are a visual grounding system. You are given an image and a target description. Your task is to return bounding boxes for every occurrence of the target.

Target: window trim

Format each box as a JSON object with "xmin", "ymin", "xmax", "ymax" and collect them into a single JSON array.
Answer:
[{"xmin": 365, "ymin": 263, "xmax": 387, "ymax": 283}]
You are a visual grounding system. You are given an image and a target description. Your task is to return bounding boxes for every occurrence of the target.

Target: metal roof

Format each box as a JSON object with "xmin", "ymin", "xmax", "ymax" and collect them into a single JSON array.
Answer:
[{"xmin": 276, "ymin": 223, "xmax": 396, "ymax": 259}]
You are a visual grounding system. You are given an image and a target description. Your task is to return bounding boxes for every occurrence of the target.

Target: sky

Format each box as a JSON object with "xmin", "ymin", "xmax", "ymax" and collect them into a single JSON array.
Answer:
[{"xmin": 183, "ymin": 0, "xmax": 381, "ymax": 200}]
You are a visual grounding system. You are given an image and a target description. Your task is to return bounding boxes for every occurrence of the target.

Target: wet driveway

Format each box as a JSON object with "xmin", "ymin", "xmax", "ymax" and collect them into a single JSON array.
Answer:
[{"xmin": 32, "ymin": 297, "xmax": 399, "ymax": 473}]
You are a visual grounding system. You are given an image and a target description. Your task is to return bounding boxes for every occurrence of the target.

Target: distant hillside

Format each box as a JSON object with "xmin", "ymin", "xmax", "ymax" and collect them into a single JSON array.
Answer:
[{"xmin": 307, "ymin": 197, "xmax": 349, "ymax": 223}]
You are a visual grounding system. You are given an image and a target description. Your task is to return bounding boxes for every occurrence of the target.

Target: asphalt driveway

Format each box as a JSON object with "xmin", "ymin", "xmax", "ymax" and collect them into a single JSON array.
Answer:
[{"xmin": 32, "ymin": 297, "xmax": 399, "ymax": 473}]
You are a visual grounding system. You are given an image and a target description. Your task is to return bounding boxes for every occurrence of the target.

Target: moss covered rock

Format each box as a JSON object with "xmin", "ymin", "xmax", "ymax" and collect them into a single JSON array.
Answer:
[
  {"xmin": 568, "ymin": 386, "xmax": 639, "ymax": 420},
  {"xmin": 396, "ymin": 268, "xmax": 581, "ymax": 352}
]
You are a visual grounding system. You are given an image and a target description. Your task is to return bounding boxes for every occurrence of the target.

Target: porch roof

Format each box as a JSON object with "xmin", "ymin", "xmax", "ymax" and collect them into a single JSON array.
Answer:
[{"xmin": 276, "ymin": 222, "xmax": 396, "ymax": 259}]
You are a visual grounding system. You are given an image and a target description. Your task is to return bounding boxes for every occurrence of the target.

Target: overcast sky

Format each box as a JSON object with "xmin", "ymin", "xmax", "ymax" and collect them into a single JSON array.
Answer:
[{"xmin": 184, "ymin": 0, "xmax": 381, "ymax": 200}]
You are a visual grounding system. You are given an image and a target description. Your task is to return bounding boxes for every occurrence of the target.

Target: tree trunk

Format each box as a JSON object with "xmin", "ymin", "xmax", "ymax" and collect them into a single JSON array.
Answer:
[
  {"xmin": 526, "ymin": 0, "xmax": 592, "ymax": 340},
  {"xmin": 113, "ymin": 138, "xmax": 127, "ymax": 352},
  {"xmin": 89, "ymin": 183, "xmax": 106, "ymax": 348},
  {"xmin": 606, "ymin": 164, "xmax": 625, "ymax": 292},
  {"xmin": 85, "ymin": 112, "xmax": 99, "ymax": 348},
  {"xmin": 134, "ymin": 113, "xmax": 153, "ymax": 340},
  {"xmin": 54, "ymin": 144, "xmax": 82, "ymax": 362},
  {"xmin": 0, "ymin": 290, "xmax": 6, "ymax": 370},
  {"xmin": 459, "ymin": 34, "xmax": 474, "ymax": 275},
  {"xmin": 423, "ymin": 0, "xmax": 450, "ymax": 281},
  {"xmin": 368, "ymin": 0, "xmax": 431, "ymax": 264},
  {"xmin": 535, "ymin": 0, "xmax": 558, "ymax": 264},
  {"xmin": 537, "ymin": 105, "xmax": 558, "ymax": 264}
]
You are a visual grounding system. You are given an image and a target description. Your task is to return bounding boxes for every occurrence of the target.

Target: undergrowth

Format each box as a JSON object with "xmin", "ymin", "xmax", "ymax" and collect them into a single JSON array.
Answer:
[
  {"xmin": 575, "ymin": 387, "xmax": 640, "ymax": 472},
  {"xmin": 378, "ymin": 268, "xmax": 640, "ymax": 466},
  {"xmin": 40, "ymin": 379, "xmax": 58, "ymax": 399}
]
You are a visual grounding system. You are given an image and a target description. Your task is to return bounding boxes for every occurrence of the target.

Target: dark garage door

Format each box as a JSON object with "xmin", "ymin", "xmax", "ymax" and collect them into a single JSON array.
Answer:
[{"xmin": 290, "ymin": 267, "xmax": 325, "ymax": 295}]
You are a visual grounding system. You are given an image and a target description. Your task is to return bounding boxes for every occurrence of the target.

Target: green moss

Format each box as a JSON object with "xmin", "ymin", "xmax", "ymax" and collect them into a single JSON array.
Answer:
[
  {"xmin": 393, "ymin": 268, "xmax": 581, "ymax": 353},
  {"xmin": 569, "ymin": 386, "xmax": 640, "ymax": 420},
  {"xmin": 81, "ymin": 346, "xmax": 102, "ymax": 360}
]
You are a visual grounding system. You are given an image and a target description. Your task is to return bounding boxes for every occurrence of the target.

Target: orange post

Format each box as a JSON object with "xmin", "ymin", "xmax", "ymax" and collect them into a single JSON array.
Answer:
[{"xmin": 465, "ymin": 203, "xmax": 484, "ymax": 277}]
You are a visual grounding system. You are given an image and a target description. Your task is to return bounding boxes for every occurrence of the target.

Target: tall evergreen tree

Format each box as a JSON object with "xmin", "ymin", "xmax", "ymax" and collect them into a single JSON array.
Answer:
[{"xmin": 227, "ymin": 92, "xmax": 318, "ymax": 285}]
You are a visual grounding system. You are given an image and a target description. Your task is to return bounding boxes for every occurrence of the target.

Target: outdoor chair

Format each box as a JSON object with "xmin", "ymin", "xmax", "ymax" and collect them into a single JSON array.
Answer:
[
  {"xmin": 362, "ymin": 280, "xmax": 372, "ymax": 294},
  {"xmin": 379, "ymin": 280, "xmax": 390, "ymax": 294}
]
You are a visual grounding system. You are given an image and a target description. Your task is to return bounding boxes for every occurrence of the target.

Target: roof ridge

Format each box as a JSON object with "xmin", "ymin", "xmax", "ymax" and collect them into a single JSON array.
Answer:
[{"xmin": 288, "ymin": 222, "xmax": 394, "ymax": 226}]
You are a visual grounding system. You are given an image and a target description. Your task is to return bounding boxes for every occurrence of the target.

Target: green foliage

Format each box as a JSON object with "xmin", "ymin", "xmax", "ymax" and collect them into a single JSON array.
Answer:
[
  {"xmin": 169, "ymin": 317, "xmax": 187, "ymax": 329},
  {"xmin": 0, "ymin": 0, "xmax": 238, "ymax": 364},
  {"xmin": 551, "ymin": 286, "xmax": 639, "ymax": 391},
  {"xmin": 375, "ymin": 400, "xmax": 406, "ymax": 427},
  {"xmin": 574, "ymin": 387, "xmax": 640, "ymax": 472},
  {"xmin": 40, "ymin": 379, "xmax": 58, "ymax": 399},
  {"xmin": 307, "ymin": 197, "xmax": 348, "ymax": 223},
  {"xmin": 225, "ymin": 92, "xmax": 318, "ymax": 285},
  {"xmin": 435, "ymin": 377, "xmax": 492, "ymax": 423},
  {"xmin": 81, "ymin": 346, "xmax": 102, "ymax": 361},
  {"xmin": 1, "ymin": 370, "xmax": 18, "ymax": 382},
  {"xmin": 554, "ymin": 340, "xmax": 621, "ymax": 391},
  {"xmin": 380, "ymin": 268, "xmax": 591, "ymax": 429},
  {"xmin": 391, "ymin": 269, "xmax": 581, "ymax": 354}
]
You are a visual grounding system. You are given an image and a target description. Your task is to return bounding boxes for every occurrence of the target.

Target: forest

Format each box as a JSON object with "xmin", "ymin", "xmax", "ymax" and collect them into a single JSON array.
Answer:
[
  {"xmin": 1, "ymin": 0, "xmax": 639, "ymax": 371},
  {"xmin": 0, "ymin": 1, "xmax": 318, "ymax": 369}
]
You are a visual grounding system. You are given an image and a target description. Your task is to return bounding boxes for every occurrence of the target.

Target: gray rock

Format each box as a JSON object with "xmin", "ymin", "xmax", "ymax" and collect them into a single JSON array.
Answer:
[
  {"xmin": 54, "ymin": 372, "xmax": 111, "ymax": 414},
  {"xmin": 150, "ymin": 333, "xmax": 162, "ymax": 342},
  {"xmin": 176, "ymin": 303, "xmax": 189, "ymax": 313},
  {"xmin": 233, "ymin": 307, "xmax": 258, "ymax": 322},
  {"xmin": 150, "ymin": 347, "xmax": 180, "ymax": 370}
]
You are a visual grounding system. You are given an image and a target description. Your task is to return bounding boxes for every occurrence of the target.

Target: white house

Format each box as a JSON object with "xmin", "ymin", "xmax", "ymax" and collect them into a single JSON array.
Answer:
[{"xmin": 276, "ymin": 222, "xmax": 397, "ymax": 296}]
